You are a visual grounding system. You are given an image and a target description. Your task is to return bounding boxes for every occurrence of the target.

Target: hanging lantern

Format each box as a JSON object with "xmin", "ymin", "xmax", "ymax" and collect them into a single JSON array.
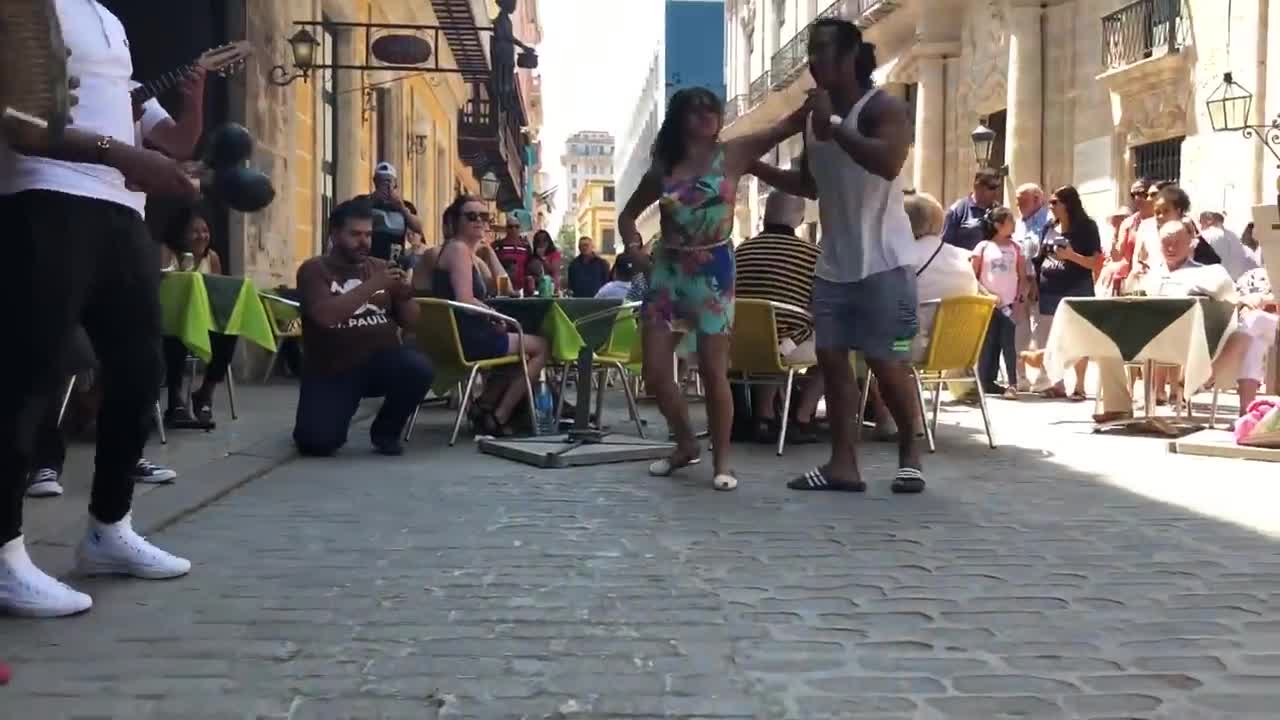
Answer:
[
  {"xmin": 1206, "ymin": 72, "xmax": 1253, "ymax": 132},
  {"xmin": 970, "ymin": 119, "xmax": 996, "ymax": 169}
]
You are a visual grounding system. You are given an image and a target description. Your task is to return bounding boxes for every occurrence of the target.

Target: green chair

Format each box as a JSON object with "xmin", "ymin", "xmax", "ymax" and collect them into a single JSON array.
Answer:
[
  {"xmin": 555, "ymin": 301, "xmax": 646, "ymax": 437},
  {"xmin": 259, "ymin": 292, "xmax": 301, "ymax": 382},
  {"xmin": 407, "ymin": 299, "xmax": 537, "ymax": 445}
]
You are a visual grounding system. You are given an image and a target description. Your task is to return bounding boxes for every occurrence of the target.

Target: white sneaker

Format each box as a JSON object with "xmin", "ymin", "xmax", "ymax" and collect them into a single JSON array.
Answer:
[
  {"xmin": 0, "ymin": 536, "xmax": 93, "ymax": 617},
  {"xmin": 26, "ymin": 468, "xmax": 64, "ymax": 498},
  {"xmin": 130, "ymin": 459, "xmax": 177, "ymax": 484},
  {"xmin": 75, "ymin": 514, "xmax": 191, "ymax": 579}
]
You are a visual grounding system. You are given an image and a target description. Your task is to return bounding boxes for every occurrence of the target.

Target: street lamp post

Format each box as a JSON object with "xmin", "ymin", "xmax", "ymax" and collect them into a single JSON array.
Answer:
[
  {"xmin": 970, "ymin": 118, "xmax": 1007, "ymax": 175},
  {"xmin": 480, "ymin": 170, "xmax": 500, "ymax": 202}
]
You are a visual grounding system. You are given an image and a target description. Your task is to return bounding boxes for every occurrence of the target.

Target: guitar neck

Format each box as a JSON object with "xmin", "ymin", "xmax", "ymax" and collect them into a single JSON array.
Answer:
[{"xmin": 130, "ymin": 63, "xmax": 197, "ymax": 103}]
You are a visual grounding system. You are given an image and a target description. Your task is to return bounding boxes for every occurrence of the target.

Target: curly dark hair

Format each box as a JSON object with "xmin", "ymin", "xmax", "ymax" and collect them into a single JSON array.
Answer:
[
  {"xmin": 651, "ymin": 87, "xmax": 723, "ymax": 174},
  {"xmin": 980, "ymin": 205, "xmax": 1016, "ymax": 240}
]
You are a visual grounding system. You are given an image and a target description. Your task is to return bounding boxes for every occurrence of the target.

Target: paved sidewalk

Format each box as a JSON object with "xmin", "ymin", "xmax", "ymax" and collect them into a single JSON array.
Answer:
[{"xmin": 5, "ymin": 388, "xmax": 1280, "ymax": 719}]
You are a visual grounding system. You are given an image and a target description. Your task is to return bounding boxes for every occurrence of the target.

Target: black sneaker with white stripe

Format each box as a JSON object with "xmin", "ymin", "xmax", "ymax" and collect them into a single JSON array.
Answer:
[{"xmin": 130, "ymin": 459, "xmax": 178, "ymax": 484}]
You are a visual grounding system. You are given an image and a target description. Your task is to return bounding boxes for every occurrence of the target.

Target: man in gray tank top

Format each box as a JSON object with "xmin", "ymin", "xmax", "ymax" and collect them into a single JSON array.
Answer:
[{"xmin": 751, "ymin": 18, "xmax": 924, "ymax": 494}]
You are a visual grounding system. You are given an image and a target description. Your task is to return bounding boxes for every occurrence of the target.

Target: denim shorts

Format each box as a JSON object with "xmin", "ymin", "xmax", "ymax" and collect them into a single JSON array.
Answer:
[{"xmin": 813, "ymin": 266, "xmax": 919, "ymax": 360}]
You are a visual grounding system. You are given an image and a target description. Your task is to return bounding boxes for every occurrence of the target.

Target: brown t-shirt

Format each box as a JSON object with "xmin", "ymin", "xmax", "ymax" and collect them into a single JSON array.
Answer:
[{"xmin": 297, "ymin": 255, "xmax": 402, "ymax": 376}]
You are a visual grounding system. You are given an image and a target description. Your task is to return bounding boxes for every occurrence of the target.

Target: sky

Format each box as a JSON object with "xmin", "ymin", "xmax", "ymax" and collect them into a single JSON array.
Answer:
[{"xmin": 536, "ymin": 0, "xmax": 662, "ymax": 232}]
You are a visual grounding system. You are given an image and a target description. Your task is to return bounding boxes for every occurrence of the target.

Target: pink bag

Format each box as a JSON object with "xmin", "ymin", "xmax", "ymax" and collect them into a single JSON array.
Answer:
[{"xmin": 1235, "ymin": 399, "xmax": 1280, "ymax": 444}]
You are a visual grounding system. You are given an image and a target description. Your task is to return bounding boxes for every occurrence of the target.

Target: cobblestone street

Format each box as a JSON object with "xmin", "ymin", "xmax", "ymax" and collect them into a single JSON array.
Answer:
[{"xmin": 5, "ymin": 395, "xmax": 1280, "ymax": 719}]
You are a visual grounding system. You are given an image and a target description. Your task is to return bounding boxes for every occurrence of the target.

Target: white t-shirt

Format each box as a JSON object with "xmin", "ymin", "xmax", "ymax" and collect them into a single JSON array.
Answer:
[
  {"xmin": 1200, "ymin": 225, "xmax": 1254, "ymax": 280},
  {"xmin": 0, "ymin": 0, "xmax": 165, "ymax": 217},
  {"xmin": 914, "ymin": 236, "xmax": 980, "ymax": 303},
  {"xmin": 1140, "ymin": 260, "xmax": 1236, "ymax": 302},
  {"xmin": 594, "ymin": 281, "xmax": 633, "ymax": 300}
]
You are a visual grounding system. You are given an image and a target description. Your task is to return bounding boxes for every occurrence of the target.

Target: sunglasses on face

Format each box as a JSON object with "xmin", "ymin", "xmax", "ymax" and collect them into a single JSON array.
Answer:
[
  {"xmin": 463, "ymin": 211, "xmax": 490, "ymax": 223},
  {"xmin": 1131, "ymin": 191, "xmax": 1146, "ymax": 198},
  {"xmin": 981, "ymin": 183, "xmax": 1001, "ymax": 192}
]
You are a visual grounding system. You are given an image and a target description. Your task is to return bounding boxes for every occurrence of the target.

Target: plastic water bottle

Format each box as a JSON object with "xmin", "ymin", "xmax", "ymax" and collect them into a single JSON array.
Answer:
[{"xmin": 534, "ymin": 372, "xmax": 556, "ymax": 434}]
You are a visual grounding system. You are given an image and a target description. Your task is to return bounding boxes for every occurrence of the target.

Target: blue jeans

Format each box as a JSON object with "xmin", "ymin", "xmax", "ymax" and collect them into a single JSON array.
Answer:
[
  {"xmin": 293, "ymin": 346, "xmax": 433, "ymax": 456},
  {"xmin": 979, "ymin": 310, "xmax": 1017, "ymax": 391}
]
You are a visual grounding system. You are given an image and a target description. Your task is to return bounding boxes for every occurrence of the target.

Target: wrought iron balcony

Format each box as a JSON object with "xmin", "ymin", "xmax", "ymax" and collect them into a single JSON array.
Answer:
[
  {"xmin": 769, "ymin": 0, "xmax": 844, "ymax": 90},
  {"xmin": 725, "ymin": 94, "xmax": 749, "ymax": 125},
  {"xmin": 748, "ymin": 70, "xmax": 772, "ymax": 107},
  {"xmin": 1101, "ymin": 0, "xmax": 1189, "ymax": 70},
  {"xmin": 458, "ymin": 81, "xmax": 527, "ymax": 210}
]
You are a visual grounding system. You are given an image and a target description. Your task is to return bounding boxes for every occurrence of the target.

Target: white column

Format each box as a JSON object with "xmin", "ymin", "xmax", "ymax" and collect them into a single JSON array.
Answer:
[
  {"xmin": 1005, "ymin": 4, "xmax": 1043, "ymax": 189},
  {"xmin": 913, "ymin": 55, "xmax": 946, "ymax": 199}
]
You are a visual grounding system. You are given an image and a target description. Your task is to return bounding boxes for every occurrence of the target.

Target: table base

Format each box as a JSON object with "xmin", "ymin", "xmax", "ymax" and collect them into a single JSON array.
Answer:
[
  {"xmin": 1091, "ymin": 359, "xmax": 1205, "ymax": 437},
  {"xmin": 477, "ymin": 433, "xmax": 675, "ymax": 468}
]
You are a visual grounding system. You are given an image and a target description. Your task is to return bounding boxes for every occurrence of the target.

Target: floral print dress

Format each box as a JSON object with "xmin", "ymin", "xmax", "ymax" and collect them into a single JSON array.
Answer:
[{"xmin": 642, "ymin": 146, "xmax": 737, "ymax": 338}]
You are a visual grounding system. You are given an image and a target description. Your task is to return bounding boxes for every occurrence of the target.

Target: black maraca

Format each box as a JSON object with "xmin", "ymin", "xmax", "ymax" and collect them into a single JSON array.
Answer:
[{"xmin": 194, "ymin": 123, "xmax": 276, "ymax": 213}]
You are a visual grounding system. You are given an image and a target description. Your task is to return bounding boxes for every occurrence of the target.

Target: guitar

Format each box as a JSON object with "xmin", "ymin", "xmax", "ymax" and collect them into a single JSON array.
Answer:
[{"xmin": 130, "ymin": 41, "xmax": 252, "ymax": 105}]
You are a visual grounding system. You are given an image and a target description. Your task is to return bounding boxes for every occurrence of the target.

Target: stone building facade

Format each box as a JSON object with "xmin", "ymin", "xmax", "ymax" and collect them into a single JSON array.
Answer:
[
  {"xmin": 724, "ymin": 0, "xmax": 1278, "ymax": 240},
  {"xmin": 107, "ymin": 0, "xmax": 541, "ymax": 288}
]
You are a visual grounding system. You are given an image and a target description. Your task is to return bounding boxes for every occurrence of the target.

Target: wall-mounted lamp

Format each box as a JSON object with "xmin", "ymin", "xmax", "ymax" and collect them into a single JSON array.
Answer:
[{"xmin": 407, "ymin": 119, "xmax": 430, "ymax": 157}]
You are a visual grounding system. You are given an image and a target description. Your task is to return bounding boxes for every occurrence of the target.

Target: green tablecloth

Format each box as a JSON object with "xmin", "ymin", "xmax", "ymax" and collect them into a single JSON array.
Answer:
[
  {"xmin": 159, "ymin": 272, "xmax": 277, "ymax": 361},
  {"xmin": 489, "ymin": 298, "xmax": 625, "ymax": 363},
  {"xmin": 1044, "ymin": 296, "xmax": 1236, "ymax": 392}
]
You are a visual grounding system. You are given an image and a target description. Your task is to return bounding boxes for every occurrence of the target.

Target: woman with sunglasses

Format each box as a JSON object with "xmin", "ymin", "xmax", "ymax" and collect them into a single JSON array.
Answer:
[
  {"xmin": 1030, "ymin": 185, "xmax": 1102, "ymax": 400},
  {"xmin": 617, "ymin": 86, "xmax": 808, "ymax": 491},
  {"xmin": 433, "ymin": 195, "xmax": 549, "ymax": 435}
]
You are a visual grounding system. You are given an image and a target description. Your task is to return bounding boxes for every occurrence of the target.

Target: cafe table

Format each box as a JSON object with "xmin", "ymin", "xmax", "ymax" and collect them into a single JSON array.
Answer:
[
  {"xmin": 159, "ymin": 272, "xmax": 278, "ymax": 360},
  {"xmin": 487, "ymin": 297, "xmax": 626, "ymax": 364},
  {"xmin": 1042, "ymin": 296, "xmax": 1235, "ymax": 434}
]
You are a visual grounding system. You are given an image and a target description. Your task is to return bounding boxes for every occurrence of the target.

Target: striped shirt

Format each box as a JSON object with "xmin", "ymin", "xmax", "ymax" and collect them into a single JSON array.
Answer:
[{"xmin": 735, "ymin": 231, "xmax": 820, "ymax": 344}]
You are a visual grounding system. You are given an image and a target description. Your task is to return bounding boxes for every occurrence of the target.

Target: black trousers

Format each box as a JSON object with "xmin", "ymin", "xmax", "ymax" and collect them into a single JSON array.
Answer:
[
  {"xmin": 163, "ymin": 333, "xmax": 237, "ymax": 407},
  {"xmin": 0, "ymin": 191, "xmax": 162, "ymax": 542},
  {"xmin": 293, "ymin": 346, "xmax": 433, "ymax": 456}
]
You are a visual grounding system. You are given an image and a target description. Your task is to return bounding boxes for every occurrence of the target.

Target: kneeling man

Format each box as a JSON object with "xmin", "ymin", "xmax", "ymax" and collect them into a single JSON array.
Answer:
[{"xmin": 294, "ymin": 199, "xmax": 433, "ymax": 455}]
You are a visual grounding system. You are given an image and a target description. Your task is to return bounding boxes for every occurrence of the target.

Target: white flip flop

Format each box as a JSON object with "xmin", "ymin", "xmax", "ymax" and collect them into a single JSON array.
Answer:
[
  {"xmin": 713, "ymin": 473, "xmax": 738, "ymax": 491},
  {"xmin": 648, "ymin": 456, "xmax": 701, "ymax": 477}
]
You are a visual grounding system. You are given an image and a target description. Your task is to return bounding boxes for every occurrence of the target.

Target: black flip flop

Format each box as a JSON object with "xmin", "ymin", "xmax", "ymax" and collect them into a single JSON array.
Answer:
[
  {"xmin": 787, "ymin": 467, "xmax": 866, "ymax": 492},
  {"xmin": 891, "ymin": 467, "xmax": 926, "ymax": 494}
]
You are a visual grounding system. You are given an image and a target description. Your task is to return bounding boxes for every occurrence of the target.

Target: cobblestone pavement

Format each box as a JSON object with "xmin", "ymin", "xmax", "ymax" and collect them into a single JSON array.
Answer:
[{"xmin": 5, "ymin": 394, "xmax": 1280, "ymax": 719}]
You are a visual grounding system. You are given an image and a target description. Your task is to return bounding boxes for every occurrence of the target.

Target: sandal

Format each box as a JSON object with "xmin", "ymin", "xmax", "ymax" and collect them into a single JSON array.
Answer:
[
  {"xmin": 648, "ymin": 453, "xmax": 701, "ymax": 477},
  {"xmin": 1069, "ymin": 389, "xmax": 1088, "ymax": 402},
  {"xmin": 713, "ymin": 473, "xmax": 738, "ymax": 491},
  {"xmin": 787, "ymin": 467, "xmax": 866, "ymax": 492},
  {"xmin": 891, "ymin": 467, "xmax": 927, "ymax": 494},
  {"xmin": 1038, "ymin": 387, "xmax": 1068, "ymax": 399}
]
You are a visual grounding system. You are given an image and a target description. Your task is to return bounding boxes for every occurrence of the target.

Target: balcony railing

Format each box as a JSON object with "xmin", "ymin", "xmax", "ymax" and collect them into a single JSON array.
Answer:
[
  {"xmin": 769, "ymin": 0, "xmax": 844, "ymax": 90},
  {"xmin": 748, "ymin": 70, "xmax": 772, "ymax": 107},
  {"xmin": 725, "ymin": 94, "xmax": 749, "ymax": 125},
  {"xmin": 1101, "ymin": 0, "xmax": 1189, "ymax": 70}
]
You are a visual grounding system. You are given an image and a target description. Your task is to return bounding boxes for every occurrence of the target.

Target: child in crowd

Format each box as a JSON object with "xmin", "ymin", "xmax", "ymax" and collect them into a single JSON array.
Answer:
[{"xmin": 972, "ymin": 206, "xmax": 1026, "ymax": 398}]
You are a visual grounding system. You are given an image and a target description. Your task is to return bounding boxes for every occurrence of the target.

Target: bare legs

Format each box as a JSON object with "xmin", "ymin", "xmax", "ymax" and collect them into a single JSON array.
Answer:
[
  {"xmin": 696, "ymin": 335, "xmax": 733, "ymax": 475},
  {"xmin": 641, "ymin": 324, "xmax": 699, "ymax": 467},
  {"xmin": 492, "ymin": 334, "xmax": 548, "ymax": 425},
  {"xmin": 866, "ymin": 357, "xmax": 923, "ymax": 471},
  {"xmin": 815, "ymin": 348, "xmax": 860, "ymax": 486}
]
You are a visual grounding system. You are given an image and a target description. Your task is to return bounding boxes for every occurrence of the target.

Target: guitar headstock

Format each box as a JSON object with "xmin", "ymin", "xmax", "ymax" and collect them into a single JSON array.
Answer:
[{"xmin": 197, "ymin": 41, "xmax": 253, "ymax": 78}]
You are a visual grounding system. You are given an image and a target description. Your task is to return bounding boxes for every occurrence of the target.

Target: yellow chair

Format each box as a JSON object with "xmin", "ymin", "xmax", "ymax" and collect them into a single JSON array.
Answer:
[
  {"xmin": 862, "ymin": 295, "xmax": 996, "ymax": 452},
  {"xmin": 555, "ymin": 301, "xmax": 646, "ymax": 437},
  {"xmin": 406, "ymin": 298, "xmax": 537, "ymax": 445},
  {"xmin": 728, "ymin": 298, "xmax": 818, "ymax": 456},
  {"xmin": 259, "ymin": 292, "xmax": 302, "ymax": 382}
]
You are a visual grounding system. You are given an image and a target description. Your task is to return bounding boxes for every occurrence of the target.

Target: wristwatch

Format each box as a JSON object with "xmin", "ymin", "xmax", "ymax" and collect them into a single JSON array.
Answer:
[
  {"xmin": 95, "ymin": 135, "xmax": 113, "ymax": 164},
  {"xmin": 829, "ymin": 114, "xmax": 843, "ymax": 129}
]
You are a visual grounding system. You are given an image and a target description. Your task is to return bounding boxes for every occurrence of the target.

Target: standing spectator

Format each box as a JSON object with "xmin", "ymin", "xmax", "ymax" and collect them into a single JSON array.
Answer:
[
  {"xmin": 1032, "ymin": 185, "xmax": 1101, "ymax": 400},
  {"xmin": 735, "ymin": 192, "xmax": 824, "ymax": 444},
  {"xmin": 971, "ymin": 206, "xmax": 1025, "ymax": 398},
  {"xmin": 493, "ymin": 217, "xmax": 532, "ymax": 291},
  {"xmin": 1200, "ymin": 210, "xmax": 1254, "ymax": 280},
  {"xmin": 1012, "ymin": 183, "xmax": 1050, "ymax": 389},
  {"xmin": 1242, "ymin": 222, "xmax": 1263, "ymax": 267},
  {"xmin": 363, "ymin": 162, "xmax": 423, "ymax": 263},
  {"xmin": 530, "ymin": 230, "xmax": 563, "ymax": 292},
  {"xmin": 292, "ymin": 199, "xmax": 433, "ymax": 456},
  {"xmin": 1098, "ymin": 178, "xmax": 1154, "ymax": 297},
  {"xmin": 941, "ymin": 168, "xmax": 1003, "ymax": 251},
  {"xmin": 568, "ymin": 236, "xmax": 611, "ymax": 298}
]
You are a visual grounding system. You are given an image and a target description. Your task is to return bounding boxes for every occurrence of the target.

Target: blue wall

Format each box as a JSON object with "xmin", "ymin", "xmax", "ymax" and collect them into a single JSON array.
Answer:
[{"xmin": 664, "ymin": 0, "xmax": 725, "ymax": 102}]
